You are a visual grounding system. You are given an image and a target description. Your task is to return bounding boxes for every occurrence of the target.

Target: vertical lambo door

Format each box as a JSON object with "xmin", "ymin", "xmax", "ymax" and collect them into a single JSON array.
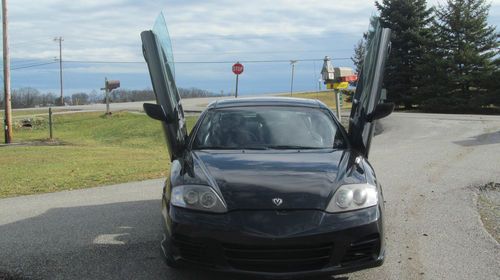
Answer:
[
  {"xmin": 348, "ymin": 20, "xmax": 393, "ymax": 158},
  {"xmin": 141, "ymin": 13, "xmax": 187, "ymax": 160}
]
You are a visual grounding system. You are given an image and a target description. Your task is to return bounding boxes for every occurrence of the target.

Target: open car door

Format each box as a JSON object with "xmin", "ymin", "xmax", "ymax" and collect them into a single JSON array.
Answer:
[
  {"xmin": 141, "ymin": 13, "xmax": 187, "ymax": 161},
  {"xmin": 348, "ymin": 20, "xmax": 393, "ymax": 158}
]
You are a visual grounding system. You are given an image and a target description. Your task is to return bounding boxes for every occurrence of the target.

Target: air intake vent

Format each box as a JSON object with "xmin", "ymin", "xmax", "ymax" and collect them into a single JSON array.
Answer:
[
  {"xmin": 172, "ymin": 235, "xmax": 212, "ymax": 266},
  {"xmin": 222, "ymin": 243, "xmax": 333, "ymax": 273},
  {"xmin": 341, "ymin": 234, "xmax": 380, "ymax": 265}
]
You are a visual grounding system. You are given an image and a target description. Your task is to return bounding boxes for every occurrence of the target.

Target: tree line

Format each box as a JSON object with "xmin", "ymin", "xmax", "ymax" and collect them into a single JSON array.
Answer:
[
  {"xmin": 0, "ymin": 87, "xmax": 220, "ymax": 109},
  {"xmin": 352, "ymin": 0, "xmax": 499, "ymax": 113}
]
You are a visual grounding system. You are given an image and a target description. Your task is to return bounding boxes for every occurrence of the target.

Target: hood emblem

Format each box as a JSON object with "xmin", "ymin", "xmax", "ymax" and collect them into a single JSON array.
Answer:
[{"xmin": 272, "ymin": 198, "xmax": 283, "ymax": 206}]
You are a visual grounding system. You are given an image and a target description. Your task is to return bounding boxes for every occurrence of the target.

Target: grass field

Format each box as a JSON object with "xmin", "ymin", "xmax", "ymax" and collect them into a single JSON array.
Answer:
[
  {"xmin": 283, "ymin": 91, "xmax": 352, "ymax": 110},
  {"xmin": 0, "ymin": 111, "xmax": 197, "ymax": 198},
  {"xmin": 0, "ymin": 92, "xmax": 349, "ymax": 198}
]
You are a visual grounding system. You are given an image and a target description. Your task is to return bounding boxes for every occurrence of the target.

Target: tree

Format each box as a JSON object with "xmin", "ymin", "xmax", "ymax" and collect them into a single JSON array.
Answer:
[
  {"xmin": 71, "ymin": 93, "xmax": 89, "ymax": 105},
  {"xmin": 11, "ymin": 87, "xmax": 41, "ymax": 108},
  {"xmin": 351, "ymin": 17, "xmax": 379, "ymax": 86},
  {"xmin": 88, "ymin": 89, "xmax": 102, "ymax": 104},
  {"xmin": 41, "ymin": 92, "xmax": 56, "ymax": 106},
  {"xmin": 375, "ymin": 0, "xmax": 434, "ymax": 108},
  {"xmin": 430, "ymin": 0, "xmax": 498, "ymax": 110},
  {"xmin": 351, "ymin": 39, "xmax": 366, "ymax": 75}
]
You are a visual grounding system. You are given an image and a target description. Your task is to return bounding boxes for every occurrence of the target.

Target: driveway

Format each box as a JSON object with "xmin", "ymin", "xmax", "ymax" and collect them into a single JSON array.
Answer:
[{"xmin": 0, "ymin": 113, "xmax": 499, "ymax": 279}]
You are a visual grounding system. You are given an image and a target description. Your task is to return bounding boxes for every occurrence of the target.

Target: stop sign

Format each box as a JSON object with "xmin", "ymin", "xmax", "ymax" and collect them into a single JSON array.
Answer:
[{"xmin": 232, "ymin": 62, "xmax": 244, "ymax": 75}]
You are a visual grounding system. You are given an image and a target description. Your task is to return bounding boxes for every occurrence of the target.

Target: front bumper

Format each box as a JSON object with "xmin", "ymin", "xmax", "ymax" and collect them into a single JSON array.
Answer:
[{"xmin": 161, "ymin": 202, "xmax": 385, "ymax": 278}]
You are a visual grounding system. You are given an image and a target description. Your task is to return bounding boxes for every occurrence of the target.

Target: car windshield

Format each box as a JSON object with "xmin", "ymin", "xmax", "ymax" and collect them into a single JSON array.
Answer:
[{"xmin": 192, "ymin": 106, "xmax": 346, "ymax": 150}]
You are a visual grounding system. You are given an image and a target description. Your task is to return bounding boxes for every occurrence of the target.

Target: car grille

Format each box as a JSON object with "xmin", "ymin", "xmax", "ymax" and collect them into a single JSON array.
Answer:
[
  {"xmin": 341, "ymin": 234, "xmax": 380, "ymax": 265},
  {"xmin": 222, "ymin": 243, "xmax": 333, "ymax": 273}
]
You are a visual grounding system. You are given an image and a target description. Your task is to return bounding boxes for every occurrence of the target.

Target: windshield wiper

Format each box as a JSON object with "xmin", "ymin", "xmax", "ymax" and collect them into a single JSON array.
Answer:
[
  {"xmin": 193, "ymin": 146, "xmax": 238, "ymax": 150},
  {"xmin": 267, "ymin": 145, "xmax": 323, "ymax": 150},
  {"xmin": 193, "ymin": 145, "xmax": 268, "ymax": 150},
  {"xmin": 241, "ymin": 146, "xmax": 268, "ymax": 150}
]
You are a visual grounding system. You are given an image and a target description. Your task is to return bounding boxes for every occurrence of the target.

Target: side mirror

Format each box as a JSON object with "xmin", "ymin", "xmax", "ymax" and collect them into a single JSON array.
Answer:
[
  {"xmin": 143, "ymin": 103, "xmax": 168, "ymax": 122},
  {"xmin": 366, "ymin": 102, "xmax": 394, "ymax": 122}
]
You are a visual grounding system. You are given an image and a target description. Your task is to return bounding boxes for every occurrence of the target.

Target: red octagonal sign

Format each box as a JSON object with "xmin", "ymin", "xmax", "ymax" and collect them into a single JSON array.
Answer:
[{"xmin": 232, "ymin": 62, "xmax": 244, "ymax": 75}]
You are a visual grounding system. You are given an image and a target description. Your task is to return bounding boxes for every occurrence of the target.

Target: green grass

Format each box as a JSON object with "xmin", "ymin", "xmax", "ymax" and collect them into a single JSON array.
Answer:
[
  {"xmin": 283, "ymin": 91, "xmax": 352, "ymax": 110},
  {"xmin": 0, "ymin": 93, "xmax": 348, "ymax": 198},
  {"xmin": 0, "ymin": 111, "xmax": 197, "ymax": 198}
]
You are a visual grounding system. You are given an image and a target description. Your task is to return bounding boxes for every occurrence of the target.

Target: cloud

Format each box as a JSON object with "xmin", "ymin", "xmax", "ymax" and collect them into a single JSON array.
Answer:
[
  {"xmin": 7, "ymin": 0, "xmax": 375, "ymax": 61},
  {"xmin": 4, "ymin": 0, "xmax": 499, "ymax": 94}
]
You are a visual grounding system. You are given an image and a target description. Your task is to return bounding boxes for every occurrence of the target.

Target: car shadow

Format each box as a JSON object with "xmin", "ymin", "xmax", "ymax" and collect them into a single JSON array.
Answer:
[
  {"xmin": 454, "ymin": 131, "xmax": 500, "ymax": 147},
  {"xmin": 0, "ymin": 199, "xmax": 348, "ymax": 280}
]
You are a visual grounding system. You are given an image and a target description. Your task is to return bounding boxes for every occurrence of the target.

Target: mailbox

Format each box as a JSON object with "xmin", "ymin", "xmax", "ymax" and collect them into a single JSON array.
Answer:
[
  {"xmin": 334, "ymin": 67, "xmax": 354, "ymax": 79},
  {"xmin": 106, "ymin": 80, "xmax": 120, "ymax": 91}
]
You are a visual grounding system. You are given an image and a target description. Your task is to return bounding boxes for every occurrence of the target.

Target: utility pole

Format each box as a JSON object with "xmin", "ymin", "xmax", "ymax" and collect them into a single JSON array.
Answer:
[
  {"xmin": 290, "ymin": 60, "xmax": 297, "ymax": 96},
  {"xmin": 2, "ymin": 0, "xmax": 12, "ymax": 143},
  {"xmin": 105, "ymin": 77, "xmax": 110, "ymax": 115},
  {"xmin": 54, "ymin": 36, "xmax": 64, "ymax": 106}
]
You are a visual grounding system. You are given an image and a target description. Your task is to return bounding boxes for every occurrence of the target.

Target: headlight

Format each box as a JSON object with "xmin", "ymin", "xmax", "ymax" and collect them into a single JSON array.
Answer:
[
  {"xmin": 326, "ymin": 184, "xmax": 378, "ymax": 213},
  {"xmin": 171, "ymin": 185, "xmax": 227, "ymax": 213}
]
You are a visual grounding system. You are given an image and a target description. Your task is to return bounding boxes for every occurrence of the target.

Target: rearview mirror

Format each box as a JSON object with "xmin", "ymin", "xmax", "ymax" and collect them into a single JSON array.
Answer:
[
  {"xmin": 366, "ymin": 102, "xmax": 394, "ymax": 122},
  {"xmin": 143, "ymin": 103, "xmax": 168, "ymax": 122}
]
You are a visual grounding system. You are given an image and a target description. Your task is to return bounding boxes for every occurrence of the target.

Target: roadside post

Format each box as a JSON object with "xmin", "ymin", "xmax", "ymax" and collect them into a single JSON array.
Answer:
[
  {"xmin": 321, "ymin": 56, "xmax": 358, "ymax": 122},
  {"xmin": 321, "ymin": 56, "xmax": 341, "ymax": 120},
  {"xmin": 49, "ymin": 107, "xmax": 53, "ymax": 139},
  {"xmin": 332, "ymin": 68, "xmax": 357, "ymax": 122},
  {"xmin": 101, "ymin": 78, "xmax": 120, "ymax": 115},
  {"xmin": 232, "ymin": 62, "xmax": 244, "ymax": 98},
  {"xmin": 290, "ymin": 60, "xmax": 297, "ymax": 96}
]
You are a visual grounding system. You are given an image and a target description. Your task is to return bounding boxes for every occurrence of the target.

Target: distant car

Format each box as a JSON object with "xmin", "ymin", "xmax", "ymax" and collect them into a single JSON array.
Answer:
[{"xmin": 141, "ymin": 21, "xmax": 392, "ymax": 278}]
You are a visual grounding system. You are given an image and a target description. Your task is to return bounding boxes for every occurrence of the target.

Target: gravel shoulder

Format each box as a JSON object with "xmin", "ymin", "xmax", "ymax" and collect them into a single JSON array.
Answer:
[{"xmin": 477, "ymin": 182, "xmax": 500, "ymax": 243}]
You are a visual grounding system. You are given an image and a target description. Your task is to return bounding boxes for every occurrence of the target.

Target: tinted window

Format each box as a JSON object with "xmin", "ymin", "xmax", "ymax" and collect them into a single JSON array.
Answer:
[{"xmin": 192, "ymin": 106, "xmax": 345, "ymax": 149}]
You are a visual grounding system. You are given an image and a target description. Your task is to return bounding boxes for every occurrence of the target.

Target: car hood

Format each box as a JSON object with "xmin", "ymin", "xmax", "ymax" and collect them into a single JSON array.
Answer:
[{"xmin": 184, "ymin": 150, "xmax": 367, "ymax": 211}]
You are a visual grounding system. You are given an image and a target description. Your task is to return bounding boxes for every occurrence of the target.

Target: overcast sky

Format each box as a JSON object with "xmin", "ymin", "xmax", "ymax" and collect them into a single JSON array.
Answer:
[{"xmin": 3, "ymin": 0, "xmax": 500, "ymax": 96}]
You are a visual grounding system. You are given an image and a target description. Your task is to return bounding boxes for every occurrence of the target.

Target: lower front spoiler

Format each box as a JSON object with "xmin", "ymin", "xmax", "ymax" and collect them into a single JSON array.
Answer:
[
  {"xmin": 161, "ymin": 205, "xmax": 385, "ymax": 278},
  {"xmin": 167, "ymin": 251, "xmax": 384, "ymax": 279}
]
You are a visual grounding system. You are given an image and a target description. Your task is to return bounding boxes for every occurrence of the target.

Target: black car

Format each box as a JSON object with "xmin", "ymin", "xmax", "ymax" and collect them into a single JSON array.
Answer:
[{"xmin": 140, "ymin": 19, "xmax": 392, "ymax": 279}]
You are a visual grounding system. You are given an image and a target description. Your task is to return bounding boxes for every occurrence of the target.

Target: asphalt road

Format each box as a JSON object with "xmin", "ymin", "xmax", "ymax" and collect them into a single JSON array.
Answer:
[
  {"xmin": 2, "ymin": 97, "xmax": 228, "ymax": 119},
  {"xmin": 0, "ymin": 112, "xmax": 499, "ymax": 280},
  {"xmin": 63, "ymin": 97, "xmax": 227, "ymax": 113}
]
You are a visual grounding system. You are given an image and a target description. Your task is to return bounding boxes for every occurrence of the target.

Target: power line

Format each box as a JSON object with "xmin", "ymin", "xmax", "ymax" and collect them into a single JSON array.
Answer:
[
  {"xmin": 63, "ymin": 60, "xmax": 142, "ymax": 64},
  {"xmin": 0, "ymin": 58, "xmax": 57, "ymax": 67},
  {"xmin": 11, "ymin": 61, "xmax": 57, "ymax": 70},
  {"xmin": 62, "ymin": 58, "xmax": 351, "ymax": 64},
  {"xmin": 5, "ymin": 57, "xmax": 352, "ymax": 71},
  {"xmin": 9, "ymin": 38, "xmax": 52, "ymax": 46},
  {"xmin": 171, "ymin": 33, "xmax": 359, "ymax": 42},
  {"xmin": 174, "ymin": 49, "xmax": 354, "ymax": 55},
  {"xmin": 11, "ymin": 59, "xmax": 54, "ymax": 67}
]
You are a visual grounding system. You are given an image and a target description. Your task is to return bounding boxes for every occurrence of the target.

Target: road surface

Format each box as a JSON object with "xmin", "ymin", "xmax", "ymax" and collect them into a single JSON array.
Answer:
[
  {"xmin": 0, "ymin": 112, "xmax": 499, "ymax": 279},
  {"xmin": 3, "ymin": 97, "xmax": 228, "ymax": 118}
]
